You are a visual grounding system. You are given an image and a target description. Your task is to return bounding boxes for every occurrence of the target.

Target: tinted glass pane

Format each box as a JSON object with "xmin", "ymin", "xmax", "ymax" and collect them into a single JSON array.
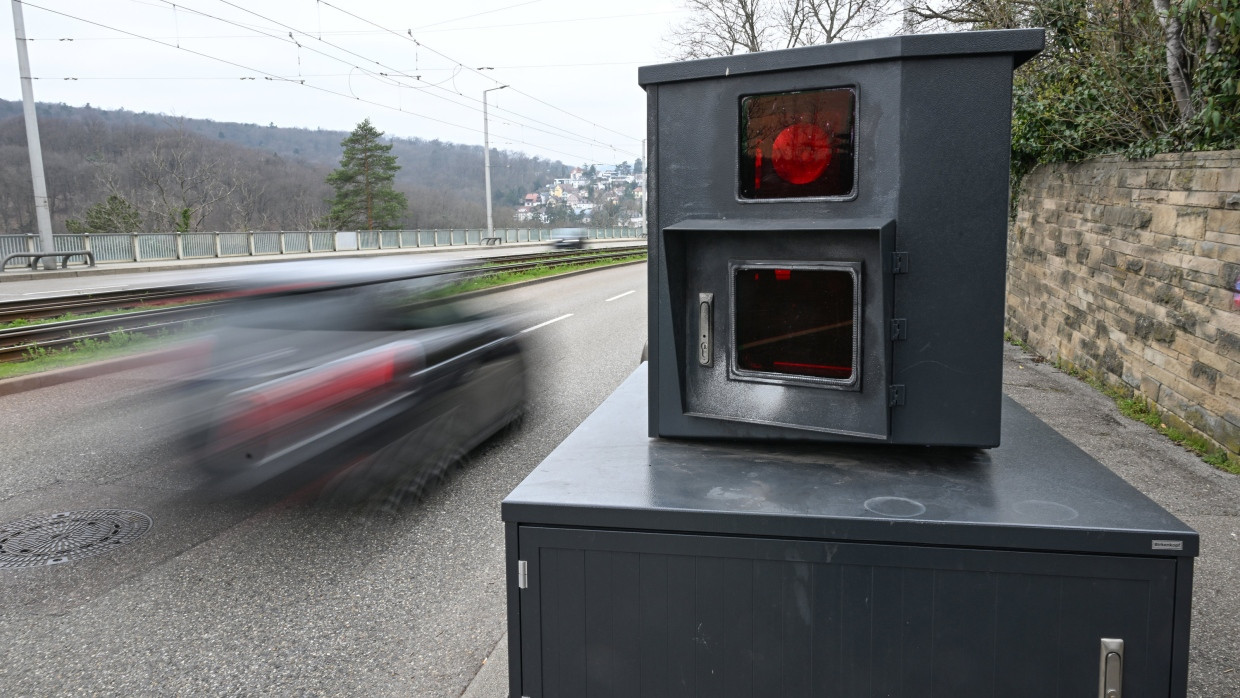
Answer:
[
  {"xmin": 739, "ymin": 88, "xmax": 855, "ymax": 199},
  {"xmin": 734, "ymin": 267, "xmax": 856, "ymax": 381}
]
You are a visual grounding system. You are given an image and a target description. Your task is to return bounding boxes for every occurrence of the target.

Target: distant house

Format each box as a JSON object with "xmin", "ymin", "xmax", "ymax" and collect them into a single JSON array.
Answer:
[
  {"xmin": 523, "ymin": 193, "xmax": 542, "ymax": 206},
  {"xmin": 515, "ymin": 206, "xmax": 535, "ymax": 221}
]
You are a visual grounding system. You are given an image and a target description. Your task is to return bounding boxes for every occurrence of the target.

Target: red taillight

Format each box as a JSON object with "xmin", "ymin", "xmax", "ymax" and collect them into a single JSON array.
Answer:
[
  {"xmin": 774, "ymin": 269, "xmax": 791, "ymax": 281},
  {"xmin": 214, "ymin": 340, "xmax": 422, "ymax": 447}
]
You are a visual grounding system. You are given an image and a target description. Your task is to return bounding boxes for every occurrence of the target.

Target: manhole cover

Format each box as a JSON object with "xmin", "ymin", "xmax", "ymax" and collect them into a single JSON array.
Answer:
[{"xmin": 0, "ymin": 510, "xmax": 152, "ymax": 569}]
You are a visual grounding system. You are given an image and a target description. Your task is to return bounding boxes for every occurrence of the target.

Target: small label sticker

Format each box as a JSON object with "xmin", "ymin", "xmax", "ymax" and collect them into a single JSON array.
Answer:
[{"xmin": 1152, "ymin": 539, "xmax": 1184, "ymax": 551}]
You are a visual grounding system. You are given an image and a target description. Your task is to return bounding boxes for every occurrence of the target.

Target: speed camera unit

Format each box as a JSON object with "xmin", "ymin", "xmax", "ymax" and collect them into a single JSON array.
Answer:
[{"xmin": 643, "ymin": 29, "xmax": 1044, "ymax": 446}]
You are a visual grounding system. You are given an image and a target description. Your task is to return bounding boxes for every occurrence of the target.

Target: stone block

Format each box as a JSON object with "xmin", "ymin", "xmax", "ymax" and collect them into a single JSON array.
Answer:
[
  {"xmin": 1189, "ymin": 360, "xmax": 1221, "ymax": 392},
  {"xmin": 1175, "ymin": 208, "xmax": 1208, "ymax": 239},
  {"xmin": 1188, "ymin": 190, "xmax": 1227, "ymax": 208},
  {"xmin": 1206, "ymin": 208, "xmax": 1240, "ymax": 235},
  {"xmin": 1144, "ymin": 261, "xmax": 1180, "ymax": 283},
  {"xmin": 1153, "ymin": 283, "xmax": 1181, "ymax": 307},
  {"xmin": 1218, "ymin": 167, "xmax": 1240, "ymax": 193},
  {"xmin": 1149, "ymin": 205, "xmax": 1179, "ymax": 235}
]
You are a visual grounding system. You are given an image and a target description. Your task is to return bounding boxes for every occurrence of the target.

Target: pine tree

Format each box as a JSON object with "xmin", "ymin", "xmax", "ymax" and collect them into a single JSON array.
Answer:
[{"xmin": 325, "ymin": 119, "xmax": 408, "ymax": 230}]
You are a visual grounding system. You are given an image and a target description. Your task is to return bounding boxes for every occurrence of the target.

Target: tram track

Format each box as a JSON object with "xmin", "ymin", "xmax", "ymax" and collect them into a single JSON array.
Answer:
[{"xmin": 0, "ymin": 247, "xmax": 645, "ymax": 363}]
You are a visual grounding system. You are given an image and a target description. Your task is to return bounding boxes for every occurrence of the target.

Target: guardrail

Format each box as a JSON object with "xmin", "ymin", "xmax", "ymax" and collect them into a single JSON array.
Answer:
[{"xmin": 0, "ymin": 227, "xmax": 647, "ymax": 269}]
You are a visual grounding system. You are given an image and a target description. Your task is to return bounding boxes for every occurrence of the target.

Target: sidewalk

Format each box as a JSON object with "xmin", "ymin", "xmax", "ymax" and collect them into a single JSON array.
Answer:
[
  {"xmin": 999, "ymin": 342, "xmax": 1238, "ymax": 697},
  {"xmin": 463, "ymin": 341, "xmax": 1239, "ymax": 697}
]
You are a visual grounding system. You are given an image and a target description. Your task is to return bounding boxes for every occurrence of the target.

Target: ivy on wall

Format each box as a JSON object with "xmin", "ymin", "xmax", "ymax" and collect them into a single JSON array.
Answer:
[{"xmin": 1008, "ymin": 0, "xmax": 1240, "ymax": 183}]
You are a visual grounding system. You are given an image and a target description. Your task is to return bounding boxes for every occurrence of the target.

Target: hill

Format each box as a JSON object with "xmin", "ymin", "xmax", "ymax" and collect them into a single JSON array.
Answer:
[{"xmin": 0, "ymin": 99, "xmax": 569, "ymax": 233}]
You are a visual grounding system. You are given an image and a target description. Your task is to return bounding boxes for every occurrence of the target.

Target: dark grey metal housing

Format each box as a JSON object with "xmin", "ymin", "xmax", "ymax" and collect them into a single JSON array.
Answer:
[
  {"xmin": 643, "ymin": 29, "xmax": 1044, "ymax": 446},
  {"xmin": 503, "ymin": 366, "xmax": 1197, "ymax": 697}
]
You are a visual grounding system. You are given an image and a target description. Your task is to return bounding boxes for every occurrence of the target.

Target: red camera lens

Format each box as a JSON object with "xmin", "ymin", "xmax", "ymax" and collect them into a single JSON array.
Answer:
[{"xmin": 740, "ymin": 88, "xmax": 855, "ymax": 199}]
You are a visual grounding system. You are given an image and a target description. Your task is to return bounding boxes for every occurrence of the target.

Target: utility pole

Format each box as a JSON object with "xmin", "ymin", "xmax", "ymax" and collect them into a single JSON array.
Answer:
[
  {"xmin": 10, "ymin": 0, "xmax": 56, "ymax": 269},
  {"xmin": 482, "ymin": 85, "xmax": 507, "ymax": 241}
]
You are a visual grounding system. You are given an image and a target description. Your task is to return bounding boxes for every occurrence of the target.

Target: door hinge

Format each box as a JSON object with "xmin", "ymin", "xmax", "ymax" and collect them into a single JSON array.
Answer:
[
  {"xmin": 892, "ymin": 252, "xmax": 909, "ymax": 274},
  {"xmin": 890, "ymin": 318, "xmax": 907, "ymax": 341},
  {"xmin": 889, "ymin": 385, "xmax": 906, "ymax": 406},
  {"xmin": 517, "ymin": 560, "xmax": 528, "ymax": 589}
]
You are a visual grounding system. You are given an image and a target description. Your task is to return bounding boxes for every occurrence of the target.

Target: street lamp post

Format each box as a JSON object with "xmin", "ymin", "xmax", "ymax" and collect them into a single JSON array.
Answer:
[{"xmin": 483, "ymin": 85, "xmax": 508, "ymax": 242}]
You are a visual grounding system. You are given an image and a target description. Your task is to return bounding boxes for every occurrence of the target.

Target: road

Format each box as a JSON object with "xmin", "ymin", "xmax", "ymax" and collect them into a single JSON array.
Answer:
[{"xmin": 0, "ymin": 263, "xmax": 647, "ymax": 696}]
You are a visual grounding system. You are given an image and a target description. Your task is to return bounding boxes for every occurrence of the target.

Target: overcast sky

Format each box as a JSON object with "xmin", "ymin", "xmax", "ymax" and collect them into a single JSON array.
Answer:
[{"xmin": 1, "ymin": 0, "xmax": 689, "ymax": 165}]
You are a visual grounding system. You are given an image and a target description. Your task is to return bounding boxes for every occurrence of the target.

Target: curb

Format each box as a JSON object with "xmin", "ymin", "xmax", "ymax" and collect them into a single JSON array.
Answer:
[{"xmin": 0, "ymin": 345, "xmax": 183, "ymax": 398}]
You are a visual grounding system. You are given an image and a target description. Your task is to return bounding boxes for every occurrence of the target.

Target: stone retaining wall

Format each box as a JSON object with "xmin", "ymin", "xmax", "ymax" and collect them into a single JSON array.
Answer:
[{"xmin": 1006, "ymin": 151, "xmax": 1240, "ymax": 457}]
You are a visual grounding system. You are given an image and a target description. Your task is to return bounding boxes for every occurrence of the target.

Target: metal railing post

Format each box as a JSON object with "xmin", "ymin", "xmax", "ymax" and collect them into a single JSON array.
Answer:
[
  {"xmin": 132, "ymin": 233, "xmax": 141, "ymax": 262},
  {"xmin": 175, "ymin": 232, "xmax": 184, "ymax": 259},
  {"xmin": 247, "ymin": 232, "xmax": 255, "ymax": 256},
  {"xmin": 213, "ymin": 232, "xmax": 221, "ymax": 257}
]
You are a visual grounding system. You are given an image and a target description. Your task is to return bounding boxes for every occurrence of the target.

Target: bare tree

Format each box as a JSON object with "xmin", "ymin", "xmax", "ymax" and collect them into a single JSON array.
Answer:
[
  {"xmin": 904, "ymin": 0, "xmax": 1032, "ymax": 30},
  {"xmin": 668, "ymin": 0, "xmax": 895, "ymax": 59},
  {"xmin": 134, "ymin": 125, "xmax": 239, "ymax": 232}
]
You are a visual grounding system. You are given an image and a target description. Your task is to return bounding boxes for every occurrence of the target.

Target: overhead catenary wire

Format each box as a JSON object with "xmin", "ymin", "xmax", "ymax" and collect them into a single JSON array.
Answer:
[
  {"xmin": 314, "ymin": 0, "xmax": 643, "ymax": 145},
  {"xmin": 16, "ymin": 1, "xmax": 616, "ymax": 164},
  {"xmin": 171, "ymin": 0, "xmax": 640, "ymax": 158}
]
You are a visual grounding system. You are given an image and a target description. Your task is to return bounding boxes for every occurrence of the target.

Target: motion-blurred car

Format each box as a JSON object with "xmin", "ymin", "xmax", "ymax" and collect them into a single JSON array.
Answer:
[
  {"xmin": 178, "ymin": 259, "xmax": 527, "ymax": 505},
  {"xmin": 550, "ymin": 228, "xmax": 588, "ymax": 249}
]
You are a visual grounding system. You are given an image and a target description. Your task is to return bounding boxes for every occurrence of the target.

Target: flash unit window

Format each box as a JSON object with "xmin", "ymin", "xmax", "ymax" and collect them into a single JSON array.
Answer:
[
  {"xmin": 732, "ymin": 263, "xmax": 860, "ymax": 386},
  {"xmin": 739, "ymin": 88, "xmax": 856, "ymax": 200}
]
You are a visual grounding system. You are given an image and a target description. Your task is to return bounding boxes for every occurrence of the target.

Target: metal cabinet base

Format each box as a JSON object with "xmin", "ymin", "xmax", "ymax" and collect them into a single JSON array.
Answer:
[{"xmin": 502, "ymin": 366, "xmax": 1197, "ymax": 698}]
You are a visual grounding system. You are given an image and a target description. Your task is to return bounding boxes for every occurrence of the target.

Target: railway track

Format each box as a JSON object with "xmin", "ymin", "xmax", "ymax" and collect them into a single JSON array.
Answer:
[{"xmin": 0, "ymin": 247, "xmax": 646, "ymax": 363}]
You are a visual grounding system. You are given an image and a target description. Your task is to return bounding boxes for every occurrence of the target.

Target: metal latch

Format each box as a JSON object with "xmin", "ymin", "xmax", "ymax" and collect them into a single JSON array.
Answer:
[
  {"xmin": 892, "ymin": 251, "xmax": 909, "ymax": 274},
  {"xmin": 1099, "ymin": 638, "xmax": 1123, "ymax": 698},
  {"xmin": 517, "ymin": 560, "xmax": 528, "ymax": 589},
  {"xmin": 697, "ymin": 293, "xmax": 713, "ymax": 367}
]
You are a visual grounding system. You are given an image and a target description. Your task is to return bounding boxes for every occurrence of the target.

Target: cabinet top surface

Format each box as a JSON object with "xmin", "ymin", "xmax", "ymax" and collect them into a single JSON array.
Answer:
[{"xmin": 503, "ymin": 365, "xmax": 1197, "ymax": 557}]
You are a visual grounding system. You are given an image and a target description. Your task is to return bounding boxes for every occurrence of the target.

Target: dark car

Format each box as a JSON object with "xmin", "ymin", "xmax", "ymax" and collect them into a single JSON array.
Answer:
[
  {"xmin": 178, "ymin": 259, "xmax": 527, "ymax": 506},
  {"xmin": 550, "ymin": 228, "xmax": 588, "ymax": 249}
]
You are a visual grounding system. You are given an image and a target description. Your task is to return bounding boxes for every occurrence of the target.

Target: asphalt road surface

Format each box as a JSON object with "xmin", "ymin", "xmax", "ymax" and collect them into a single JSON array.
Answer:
[{"xmin": 0, "ymin": 263, "xmax": 647, "ymax": 696}]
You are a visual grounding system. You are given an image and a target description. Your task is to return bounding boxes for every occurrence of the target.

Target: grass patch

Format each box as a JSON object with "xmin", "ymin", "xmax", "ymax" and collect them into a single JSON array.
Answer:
[
  {"xmin": 449, "ymin": 252, "xmax": 647, "ymax": 295},
  {"xmin": 1008, "ymin": 337, "xmax": 1240, "ymax": 475},
  {"xmin": 0, "ymin": 329, "xmax": 182, "ymax": 381}
]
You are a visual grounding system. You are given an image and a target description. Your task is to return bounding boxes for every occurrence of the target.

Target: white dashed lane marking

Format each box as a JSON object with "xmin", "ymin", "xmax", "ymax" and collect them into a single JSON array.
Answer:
[{"xmin": 521, "ymin": 314, "xmax": 573, "ymax": 334}]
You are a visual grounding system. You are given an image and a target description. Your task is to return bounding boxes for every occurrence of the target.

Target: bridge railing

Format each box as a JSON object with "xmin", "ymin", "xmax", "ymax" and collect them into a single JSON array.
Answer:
[{"xmin": 0, "ymin": 227, "xmax": 647, "ymax": 268}]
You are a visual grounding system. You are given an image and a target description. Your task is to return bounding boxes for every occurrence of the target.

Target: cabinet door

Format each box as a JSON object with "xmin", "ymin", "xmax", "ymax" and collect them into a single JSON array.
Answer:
[{"xmin": 517, "ymin": 526, "xmax": 1179, "ymax": 698}]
